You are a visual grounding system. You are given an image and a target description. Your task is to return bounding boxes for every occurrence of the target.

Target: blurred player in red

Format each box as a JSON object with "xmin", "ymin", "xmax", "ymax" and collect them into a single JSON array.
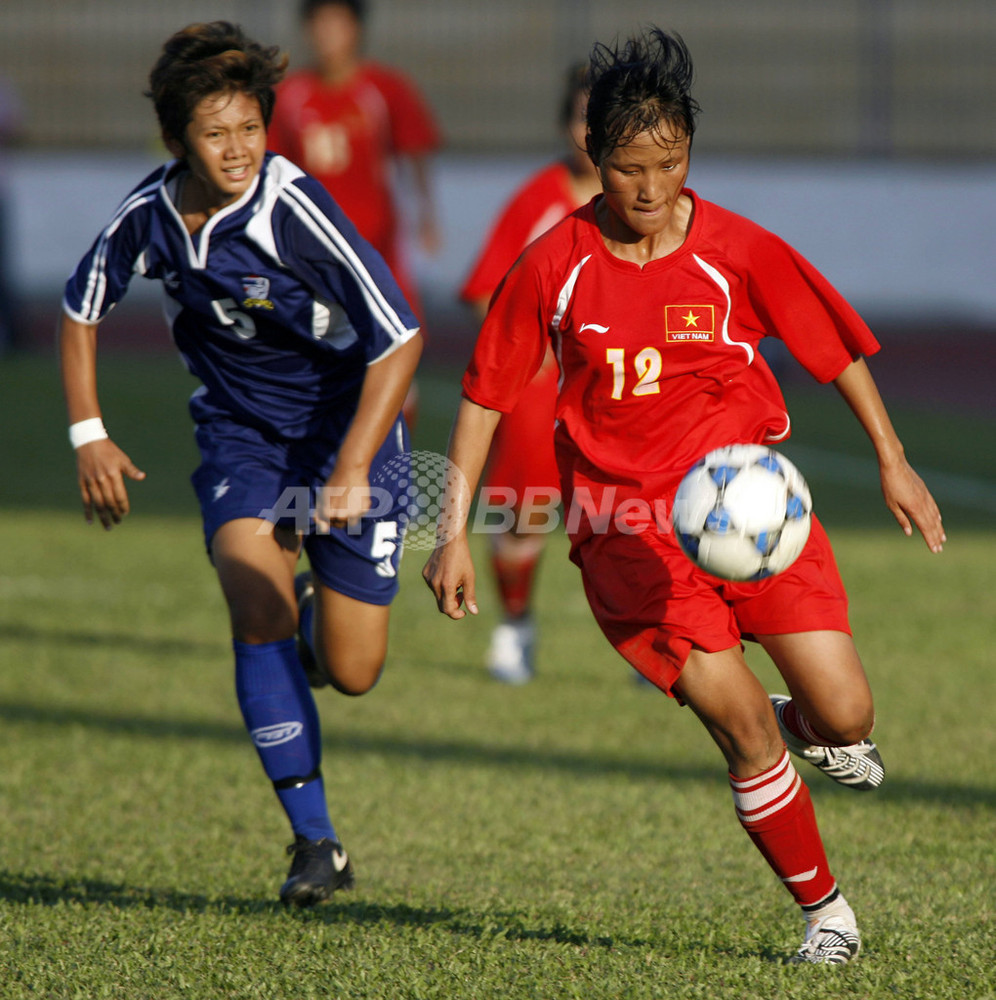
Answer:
[
  {"xmin": 426, "ymin": 28, "xmax": 945, "ymax": 964},
  {"xmin": 459, "ymin": 64, "xmax": 601, "ymax": 683},
  {"xmin": 268, "ymin": 0, "xmax": 441, "ymax": 317},
  {"xmin": 269, "ymin": 0, "xmax": 440, "ymax": 426}
]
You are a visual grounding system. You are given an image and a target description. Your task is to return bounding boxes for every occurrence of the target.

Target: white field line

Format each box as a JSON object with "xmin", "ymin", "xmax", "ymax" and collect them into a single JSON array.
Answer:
[{"xmin": 783, "ymin": 444, "xmax": 996, "ymax": 514}]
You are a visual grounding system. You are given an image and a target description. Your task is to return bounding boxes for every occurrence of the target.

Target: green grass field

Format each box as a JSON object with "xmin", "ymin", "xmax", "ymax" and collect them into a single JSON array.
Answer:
[{"xmin": 1, "ymin": 352, "xmax": 994, "ymax": 999}]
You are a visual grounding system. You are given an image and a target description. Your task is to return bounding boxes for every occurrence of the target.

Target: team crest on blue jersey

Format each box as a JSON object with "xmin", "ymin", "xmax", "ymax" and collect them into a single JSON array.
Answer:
[{"xmin": 242, "ymin": 275, "xmax": 274, "ymax": 310}]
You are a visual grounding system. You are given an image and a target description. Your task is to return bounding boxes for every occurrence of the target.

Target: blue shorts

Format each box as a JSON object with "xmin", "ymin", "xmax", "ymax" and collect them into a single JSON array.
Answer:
[{"xmin": 191, "ymin": 417, "xmax": 410, "ymax": 606}]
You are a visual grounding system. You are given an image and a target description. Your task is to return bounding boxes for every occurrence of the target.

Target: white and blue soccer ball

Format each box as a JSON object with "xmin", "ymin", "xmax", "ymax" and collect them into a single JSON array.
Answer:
[{"xmin": 673, "ymin": 444, "xmax": 813, "ymax": 581}]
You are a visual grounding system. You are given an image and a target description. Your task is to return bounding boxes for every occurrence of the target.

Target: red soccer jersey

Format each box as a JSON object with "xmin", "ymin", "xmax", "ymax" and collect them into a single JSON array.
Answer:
[
  {"xmin": 460, "ymin": 162, "xmax": 580, "ymax": 305},
  {"xmin": 463, "ymin": 190, "xmax": 880, "ymax": 514},
  {"xmin": 269, "ymin": 63, "xmax": 441, "ymax": 265}
]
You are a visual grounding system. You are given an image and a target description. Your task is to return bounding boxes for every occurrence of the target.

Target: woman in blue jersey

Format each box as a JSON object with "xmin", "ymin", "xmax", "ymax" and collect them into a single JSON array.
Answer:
[{"xmin": 59, "ymin": 22, "xmax": 422, "ymax": 906}]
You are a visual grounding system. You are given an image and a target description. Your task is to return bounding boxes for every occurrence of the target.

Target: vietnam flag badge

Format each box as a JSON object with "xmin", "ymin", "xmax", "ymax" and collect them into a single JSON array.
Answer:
[{"xmin": 665, "ymin": 305, "xmax": 715, "ymax": 342}]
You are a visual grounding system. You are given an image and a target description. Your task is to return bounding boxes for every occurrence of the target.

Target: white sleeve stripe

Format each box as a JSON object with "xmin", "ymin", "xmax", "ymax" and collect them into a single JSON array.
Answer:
[
  {"xmin": 281, "ymin": 183, "xmax": 406, "ymax": 338},
  {"xmin": 551, "ymin": 254, "xmax": 592, "ymax": 399},
  {"xmin": 279, "ymin": 183, "xmax": 412, "ymax": 343},
  {"xmin": 77, "ymin": 186, "xmax": 158, "ymax": 320},
  {"xmin": 552, "ymin": 254, "xmax": 592, "ymax": 332},
  {"xmin": 367, "ymin": 327, "xmax": 421, "ymax": 365},
  {"xmin": 692, "ymin": 253, "xmax": 755, "ymax": 365},
  {"xmin": 61, "ymin": 297, "xmax": 102, "ymax": 325}
]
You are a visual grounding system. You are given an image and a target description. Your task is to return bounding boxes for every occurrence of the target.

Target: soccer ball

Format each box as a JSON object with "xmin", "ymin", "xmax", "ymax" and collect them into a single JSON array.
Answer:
[{"xmin": 673, "ymin": 444, "xmax": 812, "ymax": 581}]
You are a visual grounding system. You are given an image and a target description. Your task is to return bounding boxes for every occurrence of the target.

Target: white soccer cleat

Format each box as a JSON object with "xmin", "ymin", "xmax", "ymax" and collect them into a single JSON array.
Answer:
[
  {"xmin": 789, "ymin": 909, "xmax": 862, "ymax": 966},
  {"xmin": 486, "ymin": 618, "xmax": 535, "ymax": 685},
  {"xmin": 770, "ymin": 694, "xmax": 885, "ymax": 791}
]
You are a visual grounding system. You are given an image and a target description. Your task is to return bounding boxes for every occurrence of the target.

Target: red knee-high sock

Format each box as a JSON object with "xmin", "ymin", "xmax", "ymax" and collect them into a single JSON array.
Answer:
[
  {"xmin": 729, "ymin": 750, "xmax": 838, "ymax": 907},
  {"xmin": 490, "ymin": 543, "xmax": 542, "ymax": 620}
]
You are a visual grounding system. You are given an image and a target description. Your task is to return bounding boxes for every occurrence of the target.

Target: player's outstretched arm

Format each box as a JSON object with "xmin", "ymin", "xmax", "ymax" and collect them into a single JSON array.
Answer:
[
  {"xmin": 422, "ymin": 398, "xmax": 502, "ymax": 619},
  {"xmin": 59, "ymin": 313, "xmax": 146, "ymax": 529},
  {"xmin": 832, "ymin": 357, "xmax": 945, "ymax": 553}
]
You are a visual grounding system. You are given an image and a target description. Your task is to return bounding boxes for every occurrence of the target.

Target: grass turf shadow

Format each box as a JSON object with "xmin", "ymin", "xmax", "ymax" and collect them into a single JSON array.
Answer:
[
  {"xmin": 1, "ymin": 697, "xmax": 992, "ymax": 809},
  {"xmin": 0, "ymin": 870, "xmax": 650, "ymax": 951}
]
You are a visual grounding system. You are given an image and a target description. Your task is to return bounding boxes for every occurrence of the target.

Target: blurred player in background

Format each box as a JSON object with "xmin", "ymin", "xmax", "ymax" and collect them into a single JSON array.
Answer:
[
  {"xmin": 426, "ymin": 27, "xmax": 945, "ymax": 964},
  {"xmin": 0, "ymin": 75, "xmax": 24, "ymax": 352},
  {"xmin": 59, "ymin": 22, "xmax": 422, "ymax": 907},
  {"xmin": 459, "ymin": 63, "xmax": 601, "ymax": 684},
  {"xmin": 268, "ymin": 0, "xmax": 441, "ymax": 322}
]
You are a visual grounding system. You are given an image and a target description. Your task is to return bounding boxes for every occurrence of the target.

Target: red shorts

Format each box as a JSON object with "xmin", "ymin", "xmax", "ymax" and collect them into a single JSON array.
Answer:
[
  {"xmin": 484, "ymin": 355, "xmax": 561, "ymax": 508},
  {"xmin": 574, "ymin": 515, "xmax": 850, "ymax": 696}
]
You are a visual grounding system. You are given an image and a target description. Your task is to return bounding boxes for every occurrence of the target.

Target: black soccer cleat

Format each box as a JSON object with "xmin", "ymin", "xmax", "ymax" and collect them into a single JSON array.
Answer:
[{"xmin": 279, "ymin": 835, "xmax": 355, "ymax": 907}]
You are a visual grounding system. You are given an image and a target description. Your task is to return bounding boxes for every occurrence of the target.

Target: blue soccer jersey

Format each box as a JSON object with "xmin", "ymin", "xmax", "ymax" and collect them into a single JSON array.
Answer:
[{"xmin": 63, "ymin": 153, "xmax": 419, "ymax": 446}]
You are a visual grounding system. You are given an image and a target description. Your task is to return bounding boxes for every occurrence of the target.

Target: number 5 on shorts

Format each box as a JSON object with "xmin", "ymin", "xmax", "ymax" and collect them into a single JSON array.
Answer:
[{"xmin": 372, "ymin": 521, "xmax": 400, "ymax": 578}]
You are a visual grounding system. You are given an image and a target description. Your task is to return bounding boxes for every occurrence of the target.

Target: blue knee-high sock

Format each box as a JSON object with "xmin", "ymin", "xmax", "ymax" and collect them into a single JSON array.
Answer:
[{"xmin": 234, "ymin": 637, "xmax": 337, "ymax": 842}]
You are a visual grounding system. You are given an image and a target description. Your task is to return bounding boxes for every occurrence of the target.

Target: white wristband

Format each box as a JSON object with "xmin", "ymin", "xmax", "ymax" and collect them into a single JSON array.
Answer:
[{"xmin": 69, "ymin": 418, "xmax": 109, "ymax": 449}]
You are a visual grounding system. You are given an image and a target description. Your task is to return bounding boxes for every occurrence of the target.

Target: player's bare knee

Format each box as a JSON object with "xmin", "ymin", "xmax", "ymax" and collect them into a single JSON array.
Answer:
[
  {"xmin": 319, "ymin": 655, "xmax": 384, "ymax": 696},
  {"xmin": 832, "ymin": 709, "xmax": 875, "ymax": 746},
  {"xmin": 327, "ymin": 668, "xmax": 383, "ymax": 697},
  {"xmin": 809, "ymin": 697, "xmax": 875, "ymax": 745}
]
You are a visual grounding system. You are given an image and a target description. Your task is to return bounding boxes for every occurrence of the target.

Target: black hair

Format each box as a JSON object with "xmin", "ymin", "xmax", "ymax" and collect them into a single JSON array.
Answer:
[
  {"xmin": 585, "ymin": 27, "xmax": 700, "ymax": 162},
  {"xmin": 146, "ymin": 21, "xmax": 288, "ymax": 143},
  {"xmin": 300, "ymin": 0, "xmax": 366, "ymax": 23}
]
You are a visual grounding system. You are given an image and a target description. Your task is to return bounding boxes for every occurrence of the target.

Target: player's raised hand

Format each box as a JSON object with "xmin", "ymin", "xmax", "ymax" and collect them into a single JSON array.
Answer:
[
  {"xmin": 880, "ymin": 458, "xmax": 945, "ymax": 553},
  {"xmin": 423, "ymin": 534, "xmax": 478, "ymax": 620},
  {"xmin": 74, "ymin": 438, "xmax": 146, "ymax": 529}
]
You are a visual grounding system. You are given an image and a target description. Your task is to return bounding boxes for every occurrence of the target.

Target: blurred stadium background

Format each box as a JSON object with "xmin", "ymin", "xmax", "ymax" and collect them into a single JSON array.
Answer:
[
  {"xmin": 5, "ymin": 0, "xmax": 995, "ymax": 155},
  {"xmin": 1, "ymin": 0, "xmax": 994, "ymax": 402}
]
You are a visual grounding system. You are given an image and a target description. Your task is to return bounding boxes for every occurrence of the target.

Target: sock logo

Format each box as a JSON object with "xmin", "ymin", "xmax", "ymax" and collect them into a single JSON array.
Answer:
[
  {"xmin": 781, "ymin": 866, "xmax": 819, "ymax": 884},
  {"xmin": 251, "ymin": 721, "xmax": 303, "ymax": 747}
]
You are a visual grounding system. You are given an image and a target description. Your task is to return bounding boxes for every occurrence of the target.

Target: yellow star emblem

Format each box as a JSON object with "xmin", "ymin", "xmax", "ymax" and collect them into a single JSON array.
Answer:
[{"xmin": 682, "ymin": 310, "xmax": 700, "ymax": 327}]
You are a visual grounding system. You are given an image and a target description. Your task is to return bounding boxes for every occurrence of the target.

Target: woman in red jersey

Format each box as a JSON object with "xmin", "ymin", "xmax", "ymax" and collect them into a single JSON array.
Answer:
[
  {"xmin": 268, "ymin": 0, "xmax": 441, "ymax": 319},
  {"xmin": 425, "ymin": 28, "xmax": 944, "ymax": 965},
  {"xmin": 459, "ymin": 64, "xmax": 601, "ymax": 684}
]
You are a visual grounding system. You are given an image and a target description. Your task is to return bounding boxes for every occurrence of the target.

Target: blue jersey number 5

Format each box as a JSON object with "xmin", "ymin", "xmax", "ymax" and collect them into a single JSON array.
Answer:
[{"xmin": 213, "ymin": 297, "xmax": 257, "ymax": 341}]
